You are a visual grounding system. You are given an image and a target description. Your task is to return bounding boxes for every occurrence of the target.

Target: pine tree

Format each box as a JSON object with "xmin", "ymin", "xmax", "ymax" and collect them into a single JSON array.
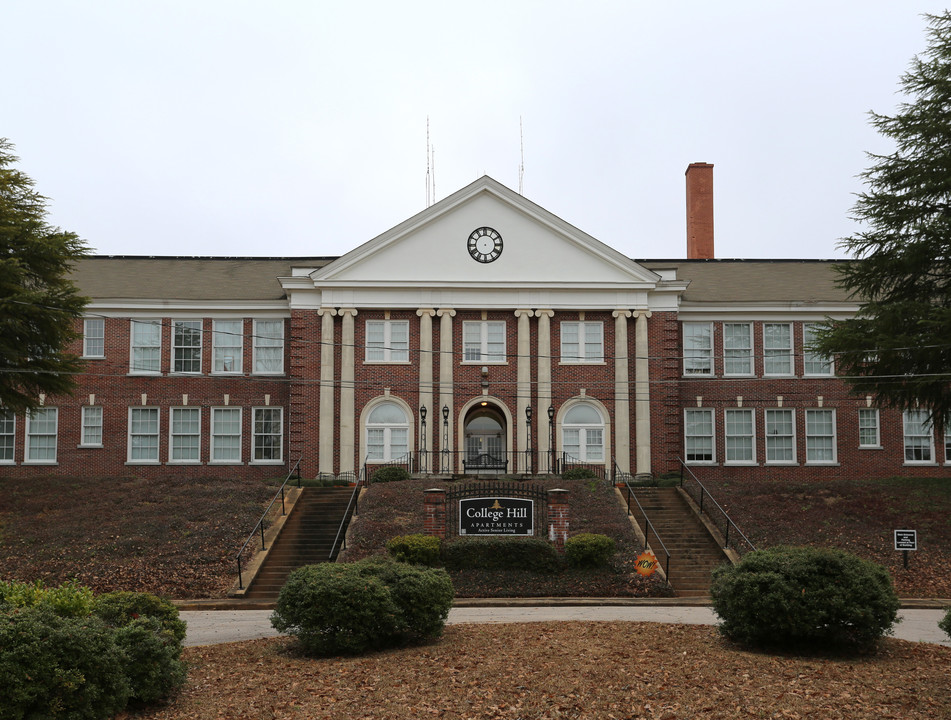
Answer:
[
  {"xmin": 815, "ymin": 12, "xmax": 951, "ymax": 429},
  {"xmin": 0, "ymin": 139, "xmax": 88, "ymax": 414}
]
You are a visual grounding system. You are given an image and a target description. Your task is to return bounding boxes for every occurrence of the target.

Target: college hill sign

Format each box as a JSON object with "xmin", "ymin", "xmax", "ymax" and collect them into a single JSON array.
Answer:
[{"xmin": 459, "ymin": 497, "xmax": 534, "ymax": 536}]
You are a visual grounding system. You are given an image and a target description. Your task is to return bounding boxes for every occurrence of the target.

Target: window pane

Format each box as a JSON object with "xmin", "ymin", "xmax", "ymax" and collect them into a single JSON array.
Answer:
[
  {"xmin": 765, "ymin": 409, "xmax": 794, "ymax": 462},
  {"xmin": 253, "ymin": 408, "xmax": 282, "ymax": 461},
  {"xmin": 254, "ymin": 320, "xmax": 284, "ymax": 373},
  {"xmin": 213, "ymin": 320, "xmax": 243, "ymax": 373},
  {"xmin": 84, "ymin": 318, "xmax": 104, "ymax": 357},
  {"xmin": 131, "ymin": 320, "xmax": 161, "ymax": 373},
  {"xmin": 0, "ymin": 412, "xmax": 14, "ymax": 461},
  {"xmin": 684, "ymin": 323, "xmax": 712, "ymax": 375},
  {"xmin": 903, "ymin": 410, "xmax": 932, "ymax": 462},
  {"xmin": 129, "ymin": 408, "xmax": 158, "ymax": 461},
  {"xmin": 858, "ymin": 409, "xmax": 879, "ymax": 447},
  {"xmin": 725, "ymin": 409, "xmax": 753, "ymax": 462},
  {"xmin": 806, "ymin": 409, "xmax": 835, "ymax": 462},
  {"xmin": 685, "ymin": 409, "xmax": 713, "ymax": 462},
  {"xmin": 82, "ymin": 406, "xmax": 103, "ymax": 446},
  {"xmin": 174, "ymin": 320, "xmax": 202, "ymax": 373},
  {"xmin": 764, "ymin": 324, "xmax": 792, "ymax": 375},
  {"xmin": 212, "ymin": 408, "xmax": 241, "ymax": 461},
  {"xmin": 724, "ymin": 324, "xmax": 751, "ymax": 375}
]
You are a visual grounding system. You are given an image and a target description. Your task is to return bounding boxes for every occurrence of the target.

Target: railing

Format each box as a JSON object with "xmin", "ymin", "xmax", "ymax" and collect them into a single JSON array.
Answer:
[
  {"xmin": 612, "ymin": 460, "xmax": 633, "ymax": 486},
  {"xmin": 329, "ymin": 460, "xmax": 368, "ymax": 560},
  {"xmin": 677, "ymin": 458, "xmax": 756, "ymax": 556},
  {"xmin": 235, "ymin": 456, "xmax": 303, "ymax": 590},
  {"xmin": 560, "ymin": 453, "xmax": 606, "ymax": 480},
  {"xmin": 619, "ymin": 477, "xmax": 671, "ymax": 583}
]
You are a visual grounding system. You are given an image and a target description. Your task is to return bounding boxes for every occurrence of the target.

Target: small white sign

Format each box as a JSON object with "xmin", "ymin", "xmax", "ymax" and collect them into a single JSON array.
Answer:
[{"xmin": 894, "ymin": 529, "xmax": 917, "ymax": 551}]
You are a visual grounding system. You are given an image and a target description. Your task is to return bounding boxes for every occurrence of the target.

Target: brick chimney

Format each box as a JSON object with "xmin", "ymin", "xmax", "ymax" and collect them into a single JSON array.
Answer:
[{"xmin": 685, "ymin": 162, "xmax": 714, "ymax": 259}]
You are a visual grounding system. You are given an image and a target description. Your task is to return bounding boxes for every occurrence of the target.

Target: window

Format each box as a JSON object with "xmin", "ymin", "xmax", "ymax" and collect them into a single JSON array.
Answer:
[
  {"xmin": 562, "ymin": 403, "xmax": 605, "ymax": 463},
  {"xmin": 903, "ymin": 410, "xmax": 934, "ymax": 463},
  {"xmin": 803, "ymin": 323, "xmax": 833, "ymax": 376},
  {"xmin": 945, "ymin": 420, "xmax": 951, "ymax": 465},
  {"xmin": 0, "ymin": 412, "xmax": 14, "ymax": 463},
  {"xmin": 684, "ymin": 409, "xmax": 714, "ymax": 463},
  {"xmin": 560, "ymin": 322, "xmax": 604, "ymax": 363},
  {"xmin": 213, "ymin": 320, "xmax": 243, "ymax": 373},
  {"xmin": 173, "ymin": 320, "xmax": 202, "ymax": 373},
  {"xmin": 763, "ymin": 323, "xmax": 793, "ymax": 375},
  {"xmin": 128, "ymin": 407, "xmax": 159, "ymax": 462},
  {"xmin": 463, "ymin": 321, "xmax": 505, "ymax": 363},
  {"xmin": 253, "ymin": 320, "xmax": 284, "ymax": 374},
  {"xmin": 253, "ymin": 407, "xmax": 283, "ymax": 462},
  {"xmin": 25, "ymin": 408, "xmax": 58, "ymax": 463},
  {"xmin": 724, "ymin": 409, "xmax": 755, "ymax": 464},
  {"xmin": 83, "ymin": 318, "xmax": 104, "ymax": 358},
  {"xmin": 858, "ymin": 409, "xmax": 880, "ymax": 448},
  {"xmin": 723, "ymin": 323, "xmax": 752, "ymax": 375},
  {"xmin": 81, "ymin": 406, "xmax": 103, "ymax": 447},
  {"xmin": 683, "ymin": 323, "xmax": 712, "ymax": 375},
  {"xmin": 805, "ymin": 409, "xmax": 836, "ymax": 464},
  {"xmin": 366, "ymin": 402, "xmax": 408, "ymax": 461},
  {"xmin": 130, "ymin": 320, "xmax": 161, "ymax": 374},
  {"xmin": 170, "ymin": 408, "xmax": 201, "ymax": 463},
  {"xmin": 765, "ymin": 409, "xmax": 795, "ymax": 464},
  {"xmin": 211, "ymin": 408, "xmax": 242, "ymax": 463},
  {"xmin": 365, "ymin": 320, "xmax": 409, "ymax": 363}
]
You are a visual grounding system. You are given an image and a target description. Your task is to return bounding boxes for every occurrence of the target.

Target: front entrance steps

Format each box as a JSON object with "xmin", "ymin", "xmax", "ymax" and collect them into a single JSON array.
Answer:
[
  {"xmin": 242, "ymin": 487, "xmax": 355, "ymax": 601},
  {"xmin": 624, "ymin": 487, "xmax": 731, "ymax": 597}
]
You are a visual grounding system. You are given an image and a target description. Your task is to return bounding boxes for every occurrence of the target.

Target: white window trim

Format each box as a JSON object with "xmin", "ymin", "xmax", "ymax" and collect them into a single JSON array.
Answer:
[
  {"xmin": 763, "ymin": 322, "xmax": 794, "ymax": 377},
  {"xmin": 169, "ymin": 407, "xmax": 202, "ymax": 465},
  {"xmin": 172, "ymin": 319, "xmax": 203, "ymax": 375},
  {"xmin": 722, "ymin": 322, "xmax": 754, "ymax": 377},
  {"xmin": 858, "ymin": 408, "xmax": 881, "ymax": 449},
  {"xmin": 251, "ymin": 406, "xmax": 284, "ymax": 464},
  {"xmin": 364, "ymin": 320, "xmax": 410, "ymax": 364},
  {"xmin": 802, "ymin": 323, "xmax": 834, "ymax": 377},
  {"xmin": 79, "ymin": 406, "xmax": 103, "ymax": 448},
  {"xmin": 25, "ymin": 408, "xmax": 58, "ymax": 465},
  {"xmin": 724, "ymin": 408, "xmax": 756, "ymax": 466},
  {"xmin": 462, "ymin": 321, "xmax": 507, "ymax": 364},
  {"xmin": 210, "ymin": 407, "xmax": 244, "ymax": 465},
  {"xmin": 252, "ymin": 319, "xmax": 284, "ymax": 375},
  {"xmin": 764, "ymin": 408, "xmax": 797, "ymax": 465},
  {"xmin": 684, "ymin": 408, "xmax": 716, "ymax": 465},
  {"xmin": 683, "ymin": 322, "xmax": 713, "ymax": 376},
  {"xmin": 83, "ymin": 317, "xmax": 105, "ymax": 359},
  {"xmin": 945, "ymin": 422, "xmax": 951, "ymax": 466},
  {"xmin": 559, "ymin": 321, "xmax": 605, "ymax": 364},
  {"xmin": 212, "ymin": 319, "xmax": 243, "ymax": 375},
  {"xmin": 127, "ymin": 407, "xmax": 160, "ymax": 465},
  {"xmin": 129, "ymin": 319, "xmax": 162, "ymax": 375},
  {"xmin": 903, "ymin": 410, "xmax": 936, "ymax": 466},
  {"xmin": 0, "ymin": 412, "xmax": 15, "ymax": 465},
  {"xmin": 805, "ymin": 408, "xmax": 838, "ymax": 465}
]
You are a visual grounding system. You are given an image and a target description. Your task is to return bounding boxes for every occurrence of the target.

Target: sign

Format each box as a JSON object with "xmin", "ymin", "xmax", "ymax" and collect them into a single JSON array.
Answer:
[
  {"xmin": 635, "ymin": 550, "xmax": 658, "ymax": 576},
  {"xmin": 459, "ymin": 497, "xmax": 534, "ymax": 536},
  {"xmin": 894, "ymin": 529, "xmax": 917, "ymax": 551}
]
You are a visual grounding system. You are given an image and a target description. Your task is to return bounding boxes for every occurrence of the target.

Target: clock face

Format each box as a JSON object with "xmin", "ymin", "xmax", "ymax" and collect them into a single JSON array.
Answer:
[{"xmin": 467, "ymin": 227, "xmax": 503, "ymax": 263}]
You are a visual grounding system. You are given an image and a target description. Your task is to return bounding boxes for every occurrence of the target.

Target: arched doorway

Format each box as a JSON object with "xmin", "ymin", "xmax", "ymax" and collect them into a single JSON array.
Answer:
[{"xmin": 463, "ymin": 404, "xmax": 507, "ymax": 473}]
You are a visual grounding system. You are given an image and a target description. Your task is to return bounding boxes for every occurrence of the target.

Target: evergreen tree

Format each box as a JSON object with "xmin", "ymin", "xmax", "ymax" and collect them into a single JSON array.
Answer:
[
  {"xmin": 0, "ymin": 139, "xmax": 88, "ymax": 414},
  {"xmin": 815, "ymin": 12, "xmax": 951, "ymax": 428}
]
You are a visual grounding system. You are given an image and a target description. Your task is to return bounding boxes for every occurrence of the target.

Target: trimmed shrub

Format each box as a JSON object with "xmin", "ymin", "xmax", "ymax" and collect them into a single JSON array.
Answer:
[
  {"xmin": 112, "ymin": 617, "xmax": 186, "ymax": 704},
  {"xmin": 561, "ymin": 467, "xmax": 597, "ymax": 481},
  {"xmin": 387, "ymin": 534, "xmax": 442, "ymax": 566},
  {"xmin": 0, "ymin": 606, "xmax": 130, "ymax": 720},
  {"xmin": 371, "ymin": 466, "xmax": 410, "ymax": 483},
  {"xmin": 940, "ymin": 607, "xmax": 951, "ymax": 641},
  {"xmin": 0, "ymin": 579, "xmax": 94, "ymax": 618},
  {"xmin": 92, "ymin": 591, "xmax": 187, "ymax": 645},
  {"xmin": 271, "ymin": 558, "xmax": 454, "ymax": 656},
  {"xmin": 710, "ymin": 546, "xmax": 900, "ymax": 652},
  {"xmin": 442, "ymin": 537, "xmax": 562, "ymax": 573},
  {"xmin": 565, "ymin": 533, "xmax": 615, "ymax": 568}
]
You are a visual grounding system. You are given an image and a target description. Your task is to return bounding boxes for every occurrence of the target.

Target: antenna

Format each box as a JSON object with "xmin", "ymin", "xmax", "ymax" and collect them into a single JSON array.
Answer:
[{"xmin": 519, "ymin": 116, "xmax": 525, "ymax": 195}]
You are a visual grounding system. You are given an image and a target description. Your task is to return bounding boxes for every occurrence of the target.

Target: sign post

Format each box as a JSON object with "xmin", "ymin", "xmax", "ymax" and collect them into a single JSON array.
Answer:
[{"xmin": 894, "ymin": 529, "xmax": 917, "ymax": 569}]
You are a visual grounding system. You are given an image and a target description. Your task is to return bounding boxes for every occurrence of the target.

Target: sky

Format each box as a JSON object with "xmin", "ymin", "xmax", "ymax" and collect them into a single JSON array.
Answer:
[{"xmin": 4, "ymin": 1, "xmax": 949, "ymax": 260}]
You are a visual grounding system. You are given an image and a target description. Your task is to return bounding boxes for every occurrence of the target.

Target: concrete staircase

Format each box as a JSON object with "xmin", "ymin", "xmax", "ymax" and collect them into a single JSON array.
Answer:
[
  {"xmin": 244, "ymin": 487, "xmax": 355, "ymax": 600},
  {"xmin": 626, "ymin": 487, "xmax": 730, "ymax": 597}
]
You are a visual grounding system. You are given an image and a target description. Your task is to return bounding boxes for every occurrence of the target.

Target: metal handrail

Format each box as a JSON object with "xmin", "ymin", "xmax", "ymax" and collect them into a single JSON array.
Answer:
[
  {"xmin": 236, "ymin": 456, "xmax": 303, "ymax": 590},
  {"xmin": 612, "ymin": 460, "xmax": 633, "ymax": 486},
  {"xmin": 328, "ymin": 459, "xmax": 368, "ymax": 560},
  {"xmin": 620, "ymin": 479, "xmax": 671, "ymax": 582},
  {"xmin": 677, "ymin": 458, "xmax": 756, "ymax": 555}
]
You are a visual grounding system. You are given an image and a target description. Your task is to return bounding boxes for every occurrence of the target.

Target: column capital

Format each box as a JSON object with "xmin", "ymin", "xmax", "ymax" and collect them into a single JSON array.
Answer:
[
  {"xmin": 534, "ymin": 309, "xmax": 554, "ymax": 319},
  {"xmin": 338, "ymin": 307, "xmax": 358, "ymax": 318},
  {"xmin": 417, "ymin": 307, "xmax": 437, "ymax": 318},
  {"xmin": 612, "ymin": 309, "xmax": 633, "ymax": 319},
  {"xmin": 317, "ymin": 307, "xmax": 337, "ymax": 317},
  {"xmin": 436, "ymin": 308, "xmax": 456, "ymax": 318},
  {"xmin": 514, "ymin": 308, "xmax": 534, "ymax": 319},
  {"xmin": 633, "ymin": 309, "xmax": 653, "ymax": 319}
]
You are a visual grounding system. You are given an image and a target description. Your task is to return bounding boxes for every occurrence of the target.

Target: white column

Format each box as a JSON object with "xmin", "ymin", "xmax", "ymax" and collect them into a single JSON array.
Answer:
[
  {"xmin": 437, "ymin": 308, "xmax": 455, "ymax": 472},
  {"xmin": 535, "ymin": 310, "xmax": 554, "ymax": 471},
  {"xmin": 634, "ymin": 310, "xmax": 652, "ymax": 476},
  {"xmin": 417, "ymin": 308, "xmax": 436, "ymax": 472},
  {"xmin": 318, "ymin": 307, "xmax": 337, "ymax": 475},
  {"xmin": 338, "ymin": 308, "xmax": 357, "ymax": 474},
  {"xmin": 613, "ymin": 310, "xmax": 633, "ymax": 475},
  {"xmin": 515, "ymin": 309, "xmax": 533, "ymax": 473}
]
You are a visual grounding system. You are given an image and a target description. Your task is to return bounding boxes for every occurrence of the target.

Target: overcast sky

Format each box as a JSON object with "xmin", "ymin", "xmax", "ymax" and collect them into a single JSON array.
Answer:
[{"xmin": 4, "ymin": 1, "xmax": 947, "ymax": 260}]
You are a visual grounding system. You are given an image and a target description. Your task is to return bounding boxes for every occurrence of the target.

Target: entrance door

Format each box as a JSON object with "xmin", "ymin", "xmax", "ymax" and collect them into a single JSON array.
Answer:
[{"xmin": 463, "ymin": 409, "xmax": 506, "ymax": 473}]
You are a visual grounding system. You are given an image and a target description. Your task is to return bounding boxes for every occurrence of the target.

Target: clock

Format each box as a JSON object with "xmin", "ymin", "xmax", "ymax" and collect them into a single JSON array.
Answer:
[{"xmin": 467, "ymin": 226, "xmax": 503, "ymax": 263}]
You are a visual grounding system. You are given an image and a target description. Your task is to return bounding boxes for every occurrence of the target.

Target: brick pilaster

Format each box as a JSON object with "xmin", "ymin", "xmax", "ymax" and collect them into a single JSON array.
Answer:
[
  {"xmin": 424, "ymin": 488, "xmax": 447, "ymax": 539},
  {"xmin": 547, "ymin": 488, "xmax": 569, "ymax": 553}
]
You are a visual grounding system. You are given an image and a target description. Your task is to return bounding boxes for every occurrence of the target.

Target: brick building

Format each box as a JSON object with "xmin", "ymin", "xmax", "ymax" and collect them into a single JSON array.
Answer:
[{"xmin": 3, "ymin": 165, "xmax": 948, "ymax": 481}]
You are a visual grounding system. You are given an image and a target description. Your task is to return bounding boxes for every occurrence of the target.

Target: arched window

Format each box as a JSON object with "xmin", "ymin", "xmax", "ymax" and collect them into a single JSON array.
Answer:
[
  {"xmin": 562, "ymin": 403, "xmax": 604, "ymax": 462},
  {"xmin": 366, "ymin": 402, "xmax": 409, "ymax": 462}
]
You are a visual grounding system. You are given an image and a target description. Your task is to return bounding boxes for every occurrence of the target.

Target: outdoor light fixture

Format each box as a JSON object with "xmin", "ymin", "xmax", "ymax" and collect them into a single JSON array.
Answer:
[
  {"xmin": 420, "ymin": 405, "xmax": 427, "ymax": 422},
  {"xmin": 548, "ymin": 405, "xmax": 555, "ymax": 422},
  {"xmin": 442, "ymin": 405, "xmax": 449, "ymax": 422},
  {"xmin": 525, "ymin": 405, "xmax": 533, "ymax": 423},
  {"xmin": 419, "ymin": 405, "xmax": 428, "ymax": 474}
]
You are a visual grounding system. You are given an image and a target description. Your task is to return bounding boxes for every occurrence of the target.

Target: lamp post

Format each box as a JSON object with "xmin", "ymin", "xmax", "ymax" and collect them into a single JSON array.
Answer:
[
  {"xmin": 525, "ymin": 405, "xmax": 533, "ymax": 475},
  {"xmin": 442, "ymin": 404, "xmax": 449, "ymax": 474},
  {"xmin": 548, "ymin": 404, "xmax": 555, "ymax": 474},
  {"xmin": 420, "ymin": 405, "xmax": 427, "ymax": 474}
]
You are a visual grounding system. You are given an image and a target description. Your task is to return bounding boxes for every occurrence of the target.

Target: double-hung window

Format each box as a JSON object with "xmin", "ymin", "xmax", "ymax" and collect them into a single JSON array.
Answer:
[
  {"xmin": 903, "ymin": 410, "xmax": 934, "ymax": 463},
  {"xmin": 765, "ymin": 409, "xmax": 795, "ymax": 464},
  {"xmin": 805, "ymin": 409, "xmax": 836, "ymax": 464},
  {"xmin": 83, "ymin": 318, "xmax": 104, "ymax": 358},
  {"xmin": 723, "ymin": 323, "xmax": 752, "ymax": 375},
  {"xmin": 173, "ymin": 320, "xmax": 202, "ymax": 374},
  {"xmin": 683, "ymin": 323, "xmax": 712, "ymax": 375},
  {"xmin": 724, "ymin": 408, "xmax": 755, "ymax": 464},
  {"xmin": 560, "ymin": 322, "xmax": 604, "ymax": 363},
  {"xmin": 803, "ymin": 323, "xmax": 833, "ymax": 376},
  {"xmin": 562, "ymin": 403, "xmax": 605, "ymax": 463},
  {"xmin": 26, "ymin": 408, "xmax": 58, "ymax": 463},
  {"xmin": 858, "ymin": 408, "xmax": 880, "ymax": 448},
  {"xmin": 128, "ymin": 407, "xmax": 159, "ymax": 463},
  {"xmin": 170, "ymin": 408, "xmax": 201, "ymax": 463},
  {"xmin": 130, "ymin": 320, "xmax": 161, "ymax": 374},
  {"xmin": 253, "ymin": 407, "xmax": 283, "ymax": 462},
  {"xmin": 365, "ymin": 320, "xmax": 409, "ymax": 363},
  {"xmin": 253, "ymin": 320, "xmax": 284, "ymax": 374},
  {"xmin": 366, "ymin": 402, "xmax": 408, "ymax": 462},
  {"xmin": 0, "ymin": 412, "xmax": 15, "ymax": 463},
  {"xmin": 213, "ymin": 319, "xmax": 243, "ymax": 373},
  {"xmin": 763, "ymin": 323, "xmax": 793, "ymax": 375},
  {"xmin": 684, "ymin": 408, "xmax": 714, "ymax": 463},
  {"xmin": 81, "ymin": 406, "xmax": 103, "ymax": 447},
  {"xmin": 463, "ymin": 321, "xmax": 505, "ymax": 363},
  {"xmin": 211, "ymin": 408, "xmax": 242, "ymax": 463}
]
